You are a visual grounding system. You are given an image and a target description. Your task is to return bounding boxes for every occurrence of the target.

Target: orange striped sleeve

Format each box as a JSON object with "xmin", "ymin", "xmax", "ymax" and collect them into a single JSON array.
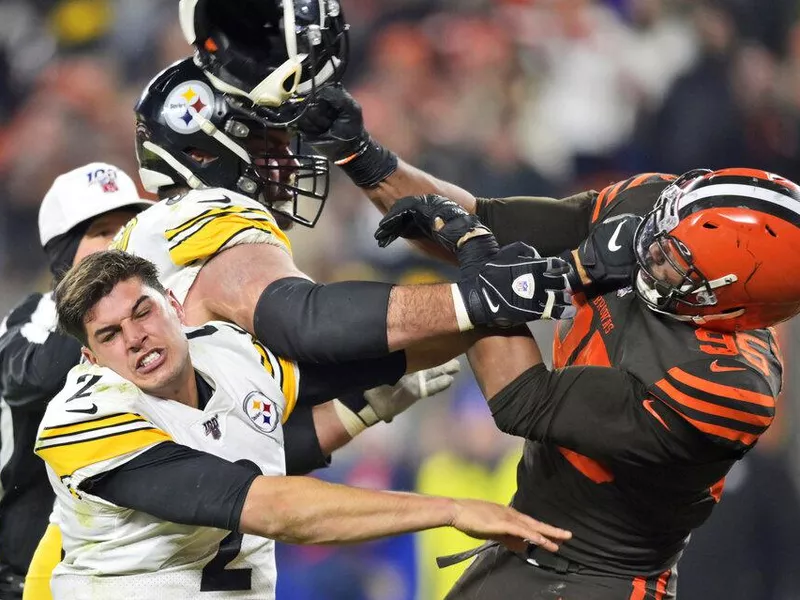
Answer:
[
  {"xmin": 654, "ymin": 379, "xmax": 772, "ymax": 427},
  {"xmin": 591, "ymin": 185, "xmax": 612, "ymax": 223},
  {"xmin": 648, "ymin": 359, "xmax": 776, "ymax": 449},
  {"xmin": 589, "ymin": 173, "xmax": 676, "ymax": 223}
]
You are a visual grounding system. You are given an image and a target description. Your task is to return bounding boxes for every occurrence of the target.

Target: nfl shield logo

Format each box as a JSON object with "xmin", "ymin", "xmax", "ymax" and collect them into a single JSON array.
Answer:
[
  {"xmin": 88, "ymin": 167, "xmax": 119, "ymax": 193},
  {"xmin": 243, "ymin": 391, "xmax": 280, "ymax": 435},
  {"xmin": 512, "ymin": 274, "xmax": 536, "ymax": 300}
]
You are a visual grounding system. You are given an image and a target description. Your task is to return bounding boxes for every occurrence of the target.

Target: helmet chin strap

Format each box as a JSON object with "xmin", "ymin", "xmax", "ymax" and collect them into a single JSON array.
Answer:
[{"xmin": 635, "ymin": 271, "xmax": 744, "ymax": 324}]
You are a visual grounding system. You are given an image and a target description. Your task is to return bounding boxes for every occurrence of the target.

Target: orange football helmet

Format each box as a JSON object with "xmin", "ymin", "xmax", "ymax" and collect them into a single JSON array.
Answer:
[{"xmin": 634, "ymin": 168, "xmax": 800, "ymax": 331}]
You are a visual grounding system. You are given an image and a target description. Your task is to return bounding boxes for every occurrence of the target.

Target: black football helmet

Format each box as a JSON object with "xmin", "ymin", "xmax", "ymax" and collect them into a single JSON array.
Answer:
[
  {"xmin": 135, "ymin": 57, "xmax": 329, "ymax": 227},
  {"xmin": 179, "ymin": 0, "xmax": 349, "ymax": 123}
]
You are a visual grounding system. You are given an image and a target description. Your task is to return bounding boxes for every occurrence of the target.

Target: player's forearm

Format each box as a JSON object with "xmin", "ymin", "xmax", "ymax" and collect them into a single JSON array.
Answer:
[
  {"xmin": 312, "ymin": 402, "xmax": 354, "ymax": 456},
  {"xmin": 240, "ymin": 475, "xmax": 456, "ymax": 544},
  {"xmin": 366, "ymin": 159, "xmax": 477, "ymax": 215},
  {"xmin": 386, "ymin": 284, "xmax": 464, "ymax": 352},
  {"xmin": 467, "ymin": 327, "xmax": 544, "ymax": 401},
  {"xmin": 403, "ymin": 330, "xmax": 485, "ymax": 373}
]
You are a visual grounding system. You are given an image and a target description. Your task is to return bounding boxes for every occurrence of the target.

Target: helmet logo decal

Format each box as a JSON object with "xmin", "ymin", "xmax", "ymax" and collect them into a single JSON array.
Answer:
[{"xmin": 163, "ymin": 80, "xmax": 215, "ymax": 134}]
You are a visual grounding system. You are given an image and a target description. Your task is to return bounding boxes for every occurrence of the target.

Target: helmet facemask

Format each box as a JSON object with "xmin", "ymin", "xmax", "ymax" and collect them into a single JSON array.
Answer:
[
  {"xmin": 633, "ymin": 170, "xmax": 739, "ymax": 321},
  {"xmin": 228, "ymin": 116, "xmax": 330, "ymax": 227}
]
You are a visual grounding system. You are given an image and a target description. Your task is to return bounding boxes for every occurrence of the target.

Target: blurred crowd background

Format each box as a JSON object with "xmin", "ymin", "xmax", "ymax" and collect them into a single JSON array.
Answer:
[{"xmin": 2, "ymin": 0, "xmax": 800, "ymax": 598}]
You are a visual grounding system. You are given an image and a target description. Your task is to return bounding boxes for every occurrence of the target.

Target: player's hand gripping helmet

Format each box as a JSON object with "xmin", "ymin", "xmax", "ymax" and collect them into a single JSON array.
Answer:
[
  {"xmin": 135, "ymin": 57, "xmax": 329, "ymax": 227},
  {"xmin": 179, "ymin": 0, "xmax": 348, "ymax": 122},
  {"xmin": 634, "ymin": 168, "xmax": 800, "ymax": 331}
]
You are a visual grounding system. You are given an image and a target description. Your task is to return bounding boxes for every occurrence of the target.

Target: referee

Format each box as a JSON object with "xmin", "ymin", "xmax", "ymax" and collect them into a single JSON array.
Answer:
[{"xmin": 0, "ymin": 164, "xmax": 152, "ymax": 598}]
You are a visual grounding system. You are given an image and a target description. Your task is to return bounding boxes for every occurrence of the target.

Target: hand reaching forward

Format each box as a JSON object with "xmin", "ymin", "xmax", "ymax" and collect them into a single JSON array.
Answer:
[
  {"xmin": 449, "ymin": 498, "xmax": 572, "ymax": 554},
  {"xmin": 375, "ymin": 194, "xmax": 499, "ymax": 278}
]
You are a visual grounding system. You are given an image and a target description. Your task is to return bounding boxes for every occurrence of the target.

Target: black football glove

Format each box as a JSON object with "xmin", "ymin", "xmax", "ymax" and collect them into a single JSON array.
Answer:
[
  {"xmin": 457, "ymin": 243, "xmax": 575, "ymax": 328},
  {"xmin": 375, "ymin": 194, "xmax": 500, "ymax": 278},
  {"xmin": 297, "ymin": 84, "xmax": 397, "ymax": 188},
  {"xmin": 561, "ymin": 213, "xmax": 642, "ymax": 298}
]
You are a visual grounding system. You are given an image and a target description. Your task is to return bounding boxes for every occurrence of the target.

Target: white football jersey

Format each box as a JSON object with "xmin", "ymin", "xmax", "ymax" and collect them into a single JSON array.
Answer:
[
  {"xmin": 111, "ymin": 188, "xmax": 292, "ymax": 303},
  {"xmin": 35, "ymin": 322, "xmax": 300, "ymax": 599}
]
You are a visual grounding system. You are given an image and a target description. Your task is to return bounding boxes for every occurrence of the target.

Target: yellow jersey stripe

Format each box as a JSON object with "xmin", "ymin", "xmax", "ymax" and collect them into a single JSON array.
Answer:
[
  {"xmin": 110, "ymin": 217, "xmax": 138, "ymax": 252},
  {"xmin": 37, "ymin": 427, "xmax": 172, "ymax": 478},
  {"xmin": 40, "ymin": 413, "xmax": 147, "ymax": 440},
  {"xmin": 252, "ymin": 341, "xmax": 273, "ymax": 376},
  {"xmin": 164, "ymin": 207, "xmax": 219, "ymax": 241},
  {"xmin": 279, "ymin": 357, "xmax": 299, "ymax": 422},
  {"xmin": 165, "ymin": 205, "xmax": 279, "ymax": 241},
  {"xmin": 168, "ymin": 215, "xmax": 291, "ymax": 267}
]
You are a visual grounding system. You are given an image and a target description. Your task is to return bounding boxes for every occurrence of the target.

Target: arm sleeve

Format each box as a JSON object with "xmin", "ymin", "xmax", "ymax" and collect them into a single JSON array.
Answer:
[
  {"xmin": 294, "ymin": 353, "xmax": 406, "ymax": 407},
  {"xmin": 647, "ymin": 359, "xmax": 776, "ymax": 455},
  {"xmin": 490, "ymin": 363, "xmax": 736, "ymax": 466},
  {"xmin": 474, "ymin": 192, "xmax": 596, "ymax": 254},
  {"xmin": 283, "ymin": 405, "xmax": 331, "ymax": 475},
  {"xmin": 78, "ymin": 442, "xmax": 259, "ymax": 531},
  {"xmin": 0, "ymin": 294, "xmax": 82, "ymax": 409},
  {"xmin": 253, "ymin": 277, "xmax": 394, "ymax": 363}
]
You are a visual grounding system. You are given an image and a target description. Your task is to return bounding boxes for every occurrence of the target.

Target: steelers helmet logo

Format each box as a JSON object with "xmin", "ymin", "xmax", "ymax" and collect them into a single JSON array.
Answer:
[
  {"xmin": 243, "ymin": 391, "xmax": 280, "ymax": 435},
  {"xmin": 163, "ymin": 80, "xmax": 215, "ymax": 134}
]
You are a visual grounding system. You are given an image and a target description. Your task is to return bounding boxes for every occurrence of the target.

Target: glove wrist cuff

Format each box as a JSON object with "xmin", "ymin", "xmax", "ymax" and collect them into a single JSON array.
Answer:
[
  {"xmin": 451, "ymin": 283, "xmax": 476, "ymax": 332},
  {"xmin": 338, "ymin": 136, "xmax": 398, "ymax": 188},
  {"xmin": 560, "ymin": 249, "xmax": 586, "ymax": 293},
  {"xmin": 333, "ymin": 397, "xmax": 376, "ymax": 437}
]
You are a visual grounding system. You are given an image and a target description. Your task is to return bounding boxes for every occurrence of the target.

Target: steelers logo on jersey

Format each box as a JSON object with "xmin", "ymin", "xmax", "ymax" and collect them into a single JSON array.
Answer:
[
  {"xmin": 243, "ymin": 391, "xmax": 280, "ymax": 435},
  {"xmin": 163, "ymin": 80, "xmax": 215, "ymax": 135}
]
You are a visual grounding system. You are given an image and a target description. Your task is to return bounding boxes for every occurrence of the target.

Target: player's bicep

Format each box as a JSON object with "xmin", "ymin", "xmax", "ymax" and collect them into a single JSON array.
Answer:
[
  {"xmin": 79, "ymin": 442, "xmax": 260, "ymax": 531},
  {"xmin": 490, "ymin": 364, "xmax": 709, "ymax": 465},
  {"xmin": 474, "ymin": 192, "xmax": 595, "ymax": 253},
  {"xmin": 186, "ymin": 243, "xmax": 309, "ymax": 333}
]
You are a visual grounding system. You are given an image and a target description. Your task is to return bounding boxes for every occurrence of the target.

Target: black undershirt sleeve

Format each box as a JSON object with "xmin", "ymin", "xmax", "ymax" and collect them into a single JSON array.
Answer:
[
  {"xmin": 490, "ymin": 364, "xmax": 728, "ymax": 466},
  {"xmin": 295, "ymin": 351, "xmax": 406, "ymax": 407},
  {"xmin": 79, "ymin": 442, "xmax": 259, "ymax": 531},
  {"xmin": 474, "ymin": 192, "xmax": 596, "ymax": 255},
  {"xmin": 283, "ymin": 405, "xmax": 330, "ymax": 474},
  {"xmin": 253, "ymin": 277, "xmax": 394, "ymax": 363}
]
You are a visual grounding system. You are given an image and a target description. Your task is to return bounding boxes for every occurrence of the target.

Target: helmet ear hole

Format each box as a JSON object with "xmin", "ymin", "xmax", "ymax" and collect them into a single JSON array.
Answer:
[
  {"xmin": 702, "ymin": 222, "xmax": 718, "ymax": 229},
  {"xmin": 765, "ymin": 224, "xmax": 777, "ymax": 237}
]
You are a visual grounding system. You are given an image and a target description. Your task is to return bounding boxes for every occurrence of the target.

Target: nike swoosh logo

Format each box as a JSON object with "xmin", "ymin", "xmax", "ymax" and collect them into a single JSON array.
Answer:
[
  {"xmin": 66, "ymin": 405, "xmax": 99, "ymax": 415},
  {"xmin": 481, "ymin": 288, "xmax": 501, "ymax": 314},
  {"xmin": 607, "ymin": 221, "xmax": 625, "ymax": 252},
  {"xmin": 642, "ymin": 399, "xmax": 670, "ymax": 430},
  {"xmin": 710, "ymin": 360, "xmax": 747, "ymax": 373}
]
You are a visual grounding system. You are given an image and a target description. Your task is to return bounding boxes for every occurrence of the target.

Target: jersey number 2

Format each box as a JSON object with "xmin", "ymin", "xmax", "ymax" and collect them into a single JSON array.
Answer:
[{"xmin": 200, "ymin": 459, "xmax": 261, "ymax": 592}]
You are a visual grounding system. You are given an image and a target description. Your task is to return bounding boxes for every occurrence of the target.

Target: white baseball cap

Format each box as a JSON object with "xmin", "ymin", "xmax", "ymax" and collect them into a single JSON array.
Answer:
[{"xmin": 38, "ymin": 162, "xmax": 155, "ymax": 247}]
